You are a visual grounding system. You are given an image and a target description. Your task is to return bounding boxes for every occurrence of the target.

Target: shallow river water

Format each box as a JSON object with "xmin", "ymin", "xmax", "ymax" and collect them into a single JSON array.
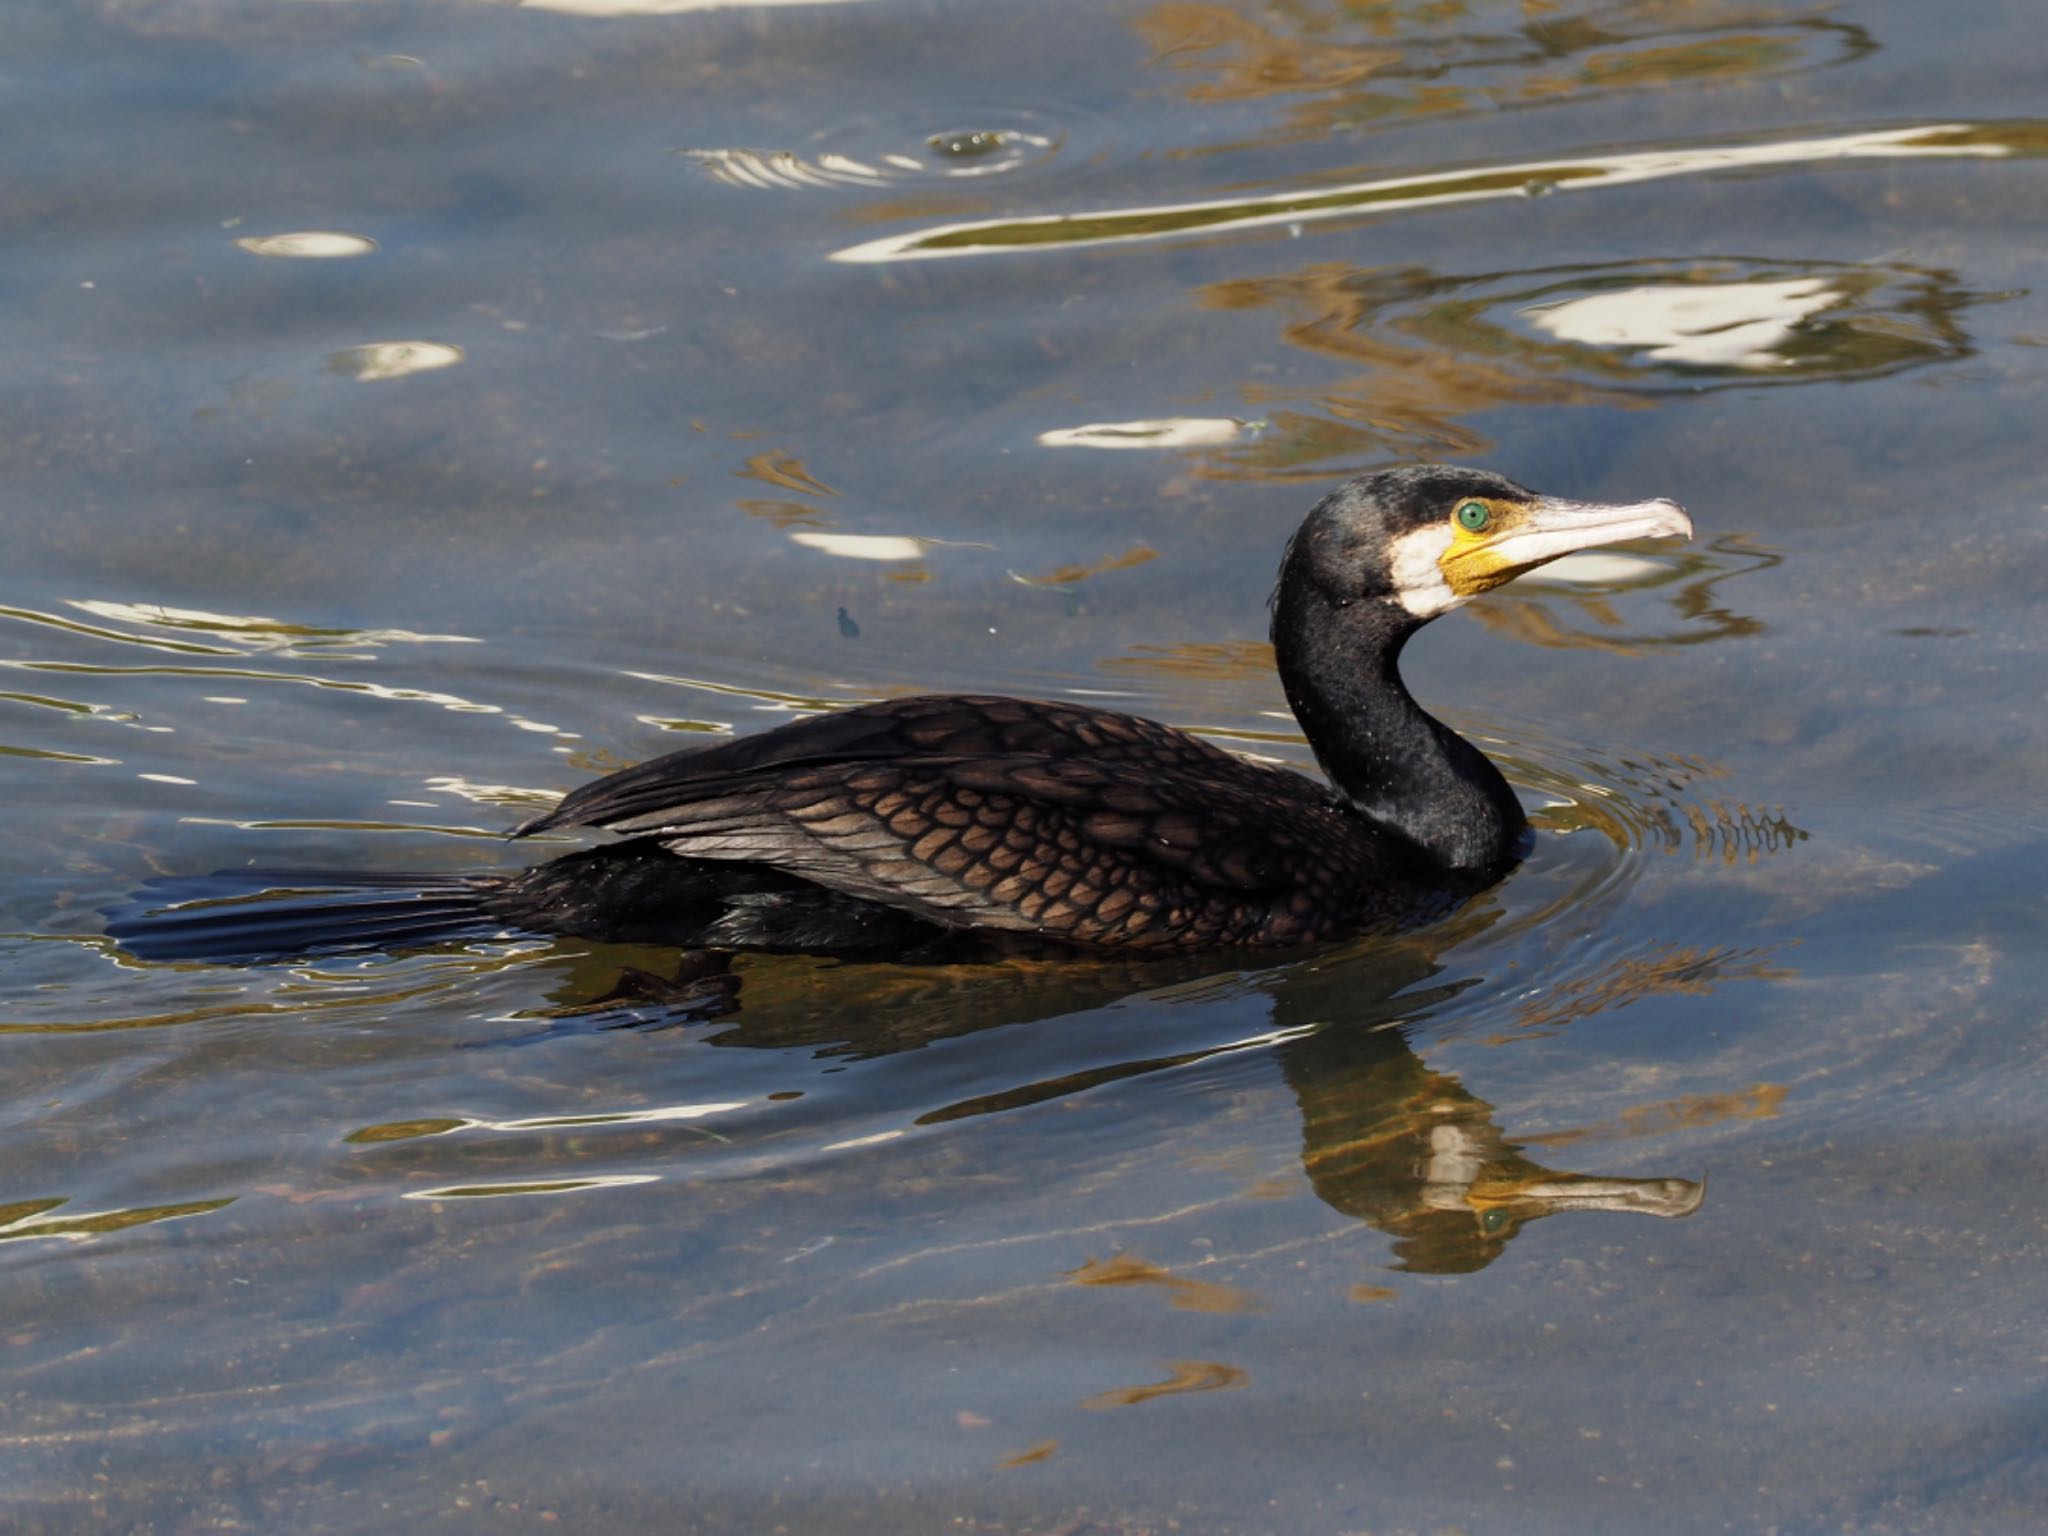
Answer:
[{"xmin": 4, "ymin": 0, "xmax": 2046, "ymax": 1532}]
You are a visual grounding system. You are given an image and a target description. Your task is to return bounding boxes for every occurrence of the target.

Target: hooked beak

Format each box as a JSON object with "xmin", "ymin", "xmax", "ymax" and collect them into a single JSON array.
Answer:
[
  {"xmin": 1442, "ymin": 494, "xmax": 1692, "ymax": 596},
  {"xmin": 1496, "ymin": 494, "xmax": 1692, "ymax": 574},
  {"xmin": 1511, "ymin": 494, "xmax": 1693, "ymax": 566}
]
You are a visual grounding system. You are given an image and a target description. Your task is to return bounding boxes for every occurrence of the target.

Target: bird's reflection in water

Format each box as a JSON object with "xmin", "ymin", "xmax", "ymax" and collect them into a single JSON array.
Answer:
[
  {"xmin": 514, "ymin": 913, "xmax": 1711, "ymax": 1274},
  {"xmin": 1264, "ymin": 931, "xmax": 1705, "ymax": 1273},
  {"xmin": 1281, "ymin": 1021, "xmax": 1702, "ymax": 1273}
]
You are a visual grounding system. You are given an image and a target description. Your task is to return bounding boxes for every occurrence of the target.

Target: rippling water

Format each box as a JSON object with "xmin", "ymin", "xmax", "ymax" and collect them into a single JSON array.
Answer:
[{"xmin": 5, "ymin": 0, "xmax": 2046, "ymax": 1531}]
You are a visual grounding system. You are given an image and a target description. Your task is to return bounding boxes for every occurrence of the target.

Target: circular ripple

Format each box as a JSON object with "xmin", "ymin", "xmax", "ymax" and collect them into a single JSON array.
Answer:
[
  {"xmin": 1369, "ymin": 720, "xmax": 1815, "ymax": 1047},
  {"xmin": 684, "ymin": 101, "xmax": 1092, "ymax": 192},
  {"xmin": 1391, "ymin": 257, "xmax": 1981, "ymax": 390}
]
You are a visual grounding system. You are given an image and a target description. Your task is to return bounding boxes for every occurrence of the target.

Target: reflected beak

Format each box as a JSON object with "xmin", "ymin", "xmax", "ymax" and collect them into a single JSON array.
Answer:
[
  {"xmin": 1443, "ymin": 494, "xmax": 1692, "ymax": 596},
  {"xmin": 1496, "ymin": 1175, "xmax": 1708, "ymax": 1220}
]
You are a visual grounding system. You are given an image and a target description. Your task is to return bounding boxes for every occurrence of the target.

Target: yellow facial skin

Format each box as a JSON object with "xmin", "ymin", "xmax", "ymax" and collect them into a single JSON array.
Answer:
[
  {"xmin": 1437, "ymin": 492, "xmax": 1694, "ymax": 599},
  {"xmin": 1438, "ymin": 497, "xmax": 1530, "ymax": 598}
]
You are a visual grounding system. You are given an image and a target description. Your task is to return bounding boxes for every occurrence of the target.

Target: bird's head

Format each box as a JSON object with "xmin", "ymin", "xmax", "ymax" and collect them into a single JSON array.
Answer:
[{"xmin": 1282, "ymin": 465, "xmax": 1693, "ymax": 621}]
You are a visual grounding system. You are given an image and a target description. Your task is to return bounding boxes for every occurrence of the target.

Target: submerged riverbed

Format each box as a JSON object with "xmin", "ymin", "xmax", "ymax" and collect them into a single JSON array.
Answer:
[{"xmin": 4, "ymin": 0, "xmax": 2046, "ymax": 1531}]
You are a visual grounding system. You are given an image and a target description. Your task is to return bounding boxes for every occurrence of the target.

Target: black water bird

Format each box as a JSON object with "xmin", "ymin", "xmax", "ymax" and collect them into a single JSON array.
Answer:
[{"xmin": 107, "ymin": 467, "xmax": 1690, "ymax": 964}]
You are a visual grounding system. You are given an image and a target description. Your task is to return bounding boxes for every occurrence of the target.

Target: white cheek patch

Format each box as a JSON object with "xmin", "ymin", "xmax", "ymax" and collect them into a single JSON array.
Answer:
[{"xmin": 1386, "ymin": 524, "xmax": 1462, "ymax": 618}]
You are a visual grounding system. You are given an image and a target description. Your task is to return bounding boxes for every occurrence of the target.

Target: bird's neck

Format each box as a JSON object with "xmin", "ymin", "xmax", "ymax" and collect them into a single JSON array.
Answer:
[{"xmin": 1272, "ymin": 586, "xmax": 1527, "ymax": 881}]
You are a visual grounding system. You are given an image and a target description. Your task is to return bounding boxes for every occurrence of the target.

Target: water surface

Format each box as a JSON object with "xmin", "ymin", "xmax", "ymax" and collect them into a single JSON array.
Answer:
[{"xmin": 4, "ymin": 0, "xmax": 2046, "ymax": 1531}]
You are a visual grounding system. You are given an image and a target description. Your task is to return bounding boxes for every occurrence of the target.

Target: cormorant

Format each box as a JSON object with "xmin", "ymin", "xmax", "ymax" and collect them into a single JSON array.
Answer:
[{"xmin": 106, "ymin": 466, "xmax": 1690, "ymax": 964}]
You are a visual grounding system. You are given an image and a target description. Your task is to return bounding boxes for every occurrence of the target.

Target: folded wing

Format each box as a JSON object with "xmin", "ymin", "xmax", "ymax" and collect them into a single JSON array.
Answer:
[{"xmin": 517, "ymin": 695, "xmax": 1382, "ymax": 947}]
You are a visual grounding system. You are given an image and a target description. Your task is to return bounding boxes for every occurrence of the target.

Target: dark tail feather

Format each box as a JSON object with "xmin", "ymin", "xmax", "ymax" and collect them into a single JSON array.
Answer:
[{"xmin": 104, "ymin": 869, "xmax": 524, "ymax": 964}]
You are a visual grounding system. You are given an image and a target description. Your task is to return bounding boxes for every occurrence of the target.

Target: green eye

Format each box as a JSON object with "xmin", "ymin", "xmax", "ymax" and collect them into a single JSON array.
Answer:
[
  {"xmin": 1455, "ymin": 500, "xmax": 1491, "ymax": 533},
  {"xmin": 1480, "ymin": 1208, "xmax": 1510, "ymax": 1236}
]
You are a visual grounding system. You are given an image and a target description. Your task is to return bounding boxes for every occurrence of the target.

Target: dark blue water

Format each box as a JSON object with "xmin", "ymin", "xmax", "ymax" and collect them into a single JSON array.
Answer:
[{"xmin": 4, "ymin": 0, "xmax": 2046, "ymax": 1531}]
